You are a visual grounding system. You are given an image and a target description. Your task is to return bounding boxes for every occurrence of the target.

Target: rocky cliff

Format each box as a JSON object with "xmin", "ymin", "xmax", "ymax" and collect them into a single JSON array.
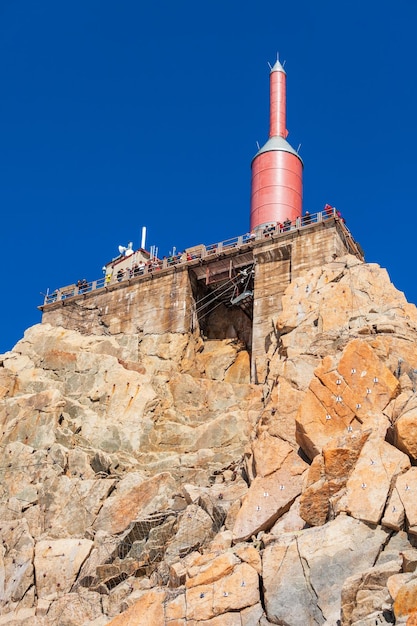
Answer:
[{"xmin": 1, "ymin": 254, "xmax": 417, "ymax": 625}]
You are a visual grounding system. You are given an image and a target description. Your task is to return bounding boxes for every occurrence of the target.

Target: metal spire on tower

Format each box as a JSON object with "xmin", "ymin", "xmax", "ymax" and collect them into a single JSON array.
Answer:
[{"xmin": 250, "ymin": 60, "xmax": 303, "ymax": 231}]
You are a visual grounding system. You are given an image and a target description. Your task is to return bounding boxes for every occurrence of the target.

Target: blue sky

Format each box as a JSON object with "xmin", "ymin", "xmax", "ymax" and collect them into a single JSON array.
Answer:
[{"xmin": 1, "ymin": 0, "xmax": 417, "ymax": 353}]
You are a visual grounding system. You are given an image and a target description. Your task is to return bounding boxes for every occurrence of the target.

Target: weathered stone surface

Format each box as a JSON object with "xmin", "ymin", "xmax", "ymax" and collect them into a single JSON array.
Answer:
[
  {"xmin": 277, "ymin": 256, "xmax": 417, "ymax": 353},
  {"xmin": 38, "ymin": 475, "xmax": 116, "ymax": 538},
  {"xmin": 395, "ymin": 409, "xmax": 417, "ymax": 461},
  {"xmin": 224, "ymin": 349, "xmax": 251, "ymax": 384},
  {"xmin": 0, "ymin": 442, "xmax": 57, "ymax": 511},
  {"xmin": 407, "ymin": 612, "xmax": 417, "ymax": 626},
  {"xmin": 263, "ymin": 516, "xmax": 389, "ymax": 625},
  {"xmin": 0, "ymin": 519, "xmax": 34, "ymax": 605},
  {"xmin": 2, "ymin": 252, "xmax": 417, "ymax": 624},
  {"xmin": 0, "ymin": 368, "xmax": 17, "ymax": 399},
  {"xmin": 43, "ymin": 591, "xmax": 104, "ymax": 625},
  {"xmin": 93, "ymin": 472, "xmax": 177, "ymax": 534},
  {"xmin": 251, "ymin": 432, "xmax": 293, "ymax": 478},
  {"xmin": 209, "ymin": 530, "xmax": 233, "ymax": 552},
  {"xmin": 185, "ymin": 562, "xmax": 259, "ymax": 621},
  {"xmin": 1, "ymin": 389, "xmax": 65, "ymax": 449},
  {"xmin": 402, "ymin": 549, "xmax": 417, "ymax": 573},
  {"xmin": 232, "ymin": 449, "xmax": 308, "ymax": 542},
  {"xmin": 104, "ymin": 579, "xmax": 153, "ymax": 618},
  {"xmin": 184, "ymin": 473, "xmax": 245, "ymax": 512},
  {"xmin": 392, "ymin": 575, "xmax": 417, "ymax": 621},
  {"xmin": 382, "ymin": 485, "xmax": 406, "ymax": 531},
  {"xmin": 296, "ymin": 339, "xmax": 400, "ymax": 460},
  {"xmin": 343, "ymin": 437, "xmax": 410, "ymax": 524},
  {"xmin": 165, "ymin": 590, "xmax": 186, "ymax": 620},
  {"xmin": 164, "ymin": 504, "xmax": 214, "ymax": 564},
  {"xmin": 169, "ymin": 562, "xmax": 187, "ymax": 588},
  {"xmin": 188, "ymin": 613, "xmax": 241, "ymax": 626},
  {"xmin": 185, "ymin": 552, "xmax": 240, "ymax": 588},
  {"xmin": 259, "ymin": 376, "xmax": 307, "ymax": 446},
  {"xmin": 34, "ymin": 538, "xmax": 93, "ymax": 598},
  {"xmin": 263, "ymin": 539, "xmax": 324, "ymax": 625},
  {"xmin": 195, "ymin": 341, "xmax": 248, "ymax": 382},
  {"xmin": 0, "ymin": 608, "xmax": 38, "ymax": 624},
  {"xmin": 387, "ymin": 572, "xmax": 415, "ymax": 602},
  {"xmin": 395, "ymin": 468, "xmax": 417, "ymax": 534},
  {"xmin": 268, "ymin": 496, "xmax": 306, "ymax": 535},
  {"xmin": 300, "ymin": 429, "xmax": 369, "ymax": 526},
  {"xmin": 240, "ymin": 603, "xmax": 265, "ymax": 625},
  {"xmin": 106, "ymin": 588, "xmax": 167, "ymax": 625},
  {"xmin": 341, "ymin": 560, "xmax": 402, "ymax": 625},
  {"xmin": 233, "ymin": 544, "xmax": 262, "ymax": 575},
  {"xmin": 377, "ymin": 531, "xmax": 414, "ymax": 567}
]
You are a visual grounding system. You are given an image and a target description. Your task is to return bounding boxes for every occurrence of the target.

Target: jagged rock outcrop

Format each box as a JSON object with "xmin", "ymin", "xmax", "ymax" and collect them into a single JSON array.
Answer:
[{"xmin": 1, "ymin": 254, "xmax": 417, "ymax": 624}]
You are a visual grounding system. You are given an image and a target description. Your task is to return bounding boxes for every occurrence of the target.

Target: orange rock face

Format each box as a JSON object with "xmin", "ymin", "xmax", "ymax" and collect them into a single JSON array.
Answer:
[
  {"xmin": 106, "ymin": 589, "xmax": 166, "ymax": 625},
  {"xmin": 185, "ymin": 562, "xmax": 259, "ymax": 621},
  {"xmin": 296, "ymin": 338, "xmax": 400, "ymax": 460},
  {"xmin": 407, "ymin": 611, "xmax": 417, "ymax": 625},
  {"xmin": 93, "ymin": 472, "xmax": 177, "ymax": 534},
  {"xmin": 396, "ymin": 468, "xmax": 417, "ymax": 533},
  {"xmin": 344, "ymin": 437, "xmax": 410, "ymax": 524},
  {"xmin": 394, "ymin": 580, "xmax": 417, "ymax": 620},
  {"xmin": 300, "ymin": 430, "xmax": 369, "ymax": 526},
  {"xmin": 395, "ymin": 410, "xmax": 417, "ymax": 461},
  {"xmin": 232, "ymin": 449, "xmax": 308, "ymax": 541}
]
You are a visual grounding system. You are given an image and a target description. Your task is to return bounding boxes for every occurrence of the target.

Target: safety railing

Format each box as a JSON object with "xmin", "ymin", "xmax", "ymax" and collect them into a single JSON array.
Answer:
[{"xmin": 42, "ymin": 207, "xmax": 343, "ymax": 306}]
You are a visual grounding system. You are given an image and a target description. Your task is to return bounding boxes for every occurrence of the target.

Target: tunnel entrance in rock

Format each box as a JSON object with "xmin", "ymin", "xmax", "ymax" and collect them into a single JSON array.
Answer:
[{"xmin": 190, "ymin": 261, "xmax": 254, "ymax": 351}]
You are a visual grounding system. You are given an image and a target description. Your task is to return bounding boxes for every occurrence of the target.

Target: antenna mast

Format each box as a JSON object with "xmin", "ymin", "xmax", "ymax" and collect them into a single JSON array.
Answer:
[{"xmin": 141, "ymin": 226, "xmax": 147, "ymax": 250}]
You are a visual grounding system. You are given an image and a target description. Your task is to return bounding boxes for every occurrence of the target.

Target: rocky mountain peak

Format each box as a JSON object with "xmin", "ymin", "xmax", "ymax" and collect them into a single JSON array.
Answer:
[{"xmin": 1, "ymin": 254, "xmax": 417, "ymax": 624}]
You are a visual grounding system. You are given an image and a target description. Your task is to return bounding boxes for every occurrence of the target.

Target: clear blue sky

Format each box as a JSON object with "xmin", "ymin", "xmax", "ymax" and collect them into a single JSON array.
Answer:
[{"xmin": 1, "ymin": 0, "xmax": 417, "ymax": 353}]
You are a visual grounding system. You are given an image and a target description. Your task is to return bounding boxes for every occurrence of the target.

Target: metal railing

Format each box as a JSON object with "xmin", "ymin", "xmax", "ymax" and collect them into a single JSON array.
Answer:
[{"xmin": 42, "ymin": 208, "xmax": 346, "ymax": 306}]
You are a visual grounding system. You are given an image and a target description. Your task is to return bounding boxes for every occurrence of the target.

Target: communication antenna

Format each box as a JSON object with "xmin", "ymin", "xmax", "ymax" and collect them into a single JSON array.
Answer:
[
  {"xmin": 256, "ymin": 141, "xmax": 260, "ymax": 150},
  {"xmin": 118, "ymin": 242, "xmax": 134, "ymax": 257},
  {"xmin": 267, "ymin": 61, "xmax": 272, "ymax": 70},
  {"xmin": 297, "ymin": 143, "xmax": 302, "ymax": 153},
  {"xmin": 141, "ymin": 226, "xmax": 147, "ymax": 250}
]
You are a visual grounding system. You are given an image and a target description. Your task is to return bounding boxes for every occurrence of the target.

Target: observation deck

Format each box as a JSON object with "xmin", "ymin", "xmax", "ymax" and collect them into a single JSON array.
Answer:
[
  {"xmin": 39, "ymin": 208, "xmax": 363, "ymax": 383},
  {"xmin": 40, "ymin": 209, "xmax": 363, "ymax": 309}
]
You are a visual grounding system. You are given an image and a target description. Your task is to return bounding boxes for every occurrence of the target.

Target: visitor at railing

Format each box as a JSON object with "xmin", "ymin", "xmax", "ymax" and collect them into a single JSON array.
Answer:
[
  {"xmin": 76, "ymin": 278, "xmax": 89, "ymax": 293},
  {"xmin": 148, "ymin": 259, "xmax": 162, "ymax": 272},
  {"xmin": 336, "ymin": 209, "xmax": 345, "ymax": 223},
  {"xmin": 263, "ymin": 223, "xmax": 276, "ymax": 236},
  {"xmin": 323, "ymin": 204, "xmax": 334, "ymax": 219},
  {"xmin": 302, "ymin": 211, "xmax": 312, "ymax": 225},
  {"xmin": 323, "ymin": 204, "xmax": 343, "ymax": 223},
  {"xmin": 132, "ymin": 262, "xmax": 145, "ymax": 276}
]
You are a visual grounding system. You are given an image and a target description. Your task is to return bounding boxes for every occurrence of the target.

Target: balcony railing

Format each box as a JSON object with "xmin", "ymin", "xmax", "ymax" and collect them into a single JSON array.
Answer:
[{"xmin": 42, "ymin": 208, "xmax": 353, "ymax": 306}]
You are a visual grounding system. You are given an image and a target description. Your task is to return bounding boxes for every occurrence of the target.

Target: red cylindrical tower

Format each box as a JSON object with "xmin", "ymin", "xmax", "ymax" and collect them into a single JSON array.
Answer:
[{"xmin": 250, "ymin": 60, "xmax": 303, "ymax": 231}]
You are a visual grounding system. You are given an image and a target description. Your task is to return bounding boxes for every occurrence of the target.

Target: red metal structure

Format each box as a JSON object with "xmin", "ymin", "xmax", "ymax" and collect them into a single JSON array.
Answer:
[{"xmin": 250, "ymin": 60, "xmax": 303, "ymax": 231}]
